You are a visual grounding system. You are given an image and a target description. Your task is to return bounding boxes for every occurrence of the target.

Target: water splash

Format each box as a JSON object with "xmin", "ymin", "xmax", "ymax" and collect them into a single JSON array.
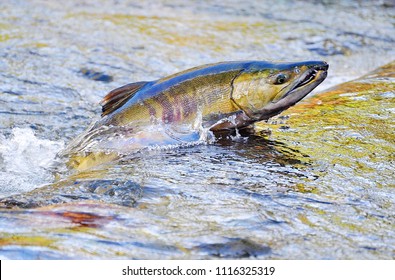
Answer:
[
  {"xmin": 59, "ymin": 107, "xmax": 219, "ymax": 171},
  {"xmin": 0, "ymin": 128, "xmax": 64, "ymax": 198}
]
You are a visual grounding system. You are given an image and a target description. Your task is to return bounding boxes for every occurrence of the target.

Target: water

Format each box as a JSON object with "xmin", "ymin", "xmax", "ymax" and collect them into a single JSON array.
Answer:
[{"xmin": 0, "ymin": 0, "xmax": 394, "ymax": 259}]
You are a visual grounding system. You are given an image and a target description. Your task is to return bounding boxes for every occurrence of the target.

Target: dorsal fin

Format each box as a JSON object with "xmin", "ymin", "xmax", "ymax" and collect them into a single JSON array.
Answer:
[{"xmin": 100, "ymin": 81, "xmax": 150, "ymax": 117}]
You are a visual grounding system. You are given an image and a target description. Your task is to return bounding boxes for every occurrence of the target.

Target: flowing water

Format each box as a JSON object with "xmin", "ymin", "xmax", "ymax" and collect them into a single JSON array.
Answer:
[{"xmin": 0, "ymin": 0, "xmax": 394, "ymax": 259}]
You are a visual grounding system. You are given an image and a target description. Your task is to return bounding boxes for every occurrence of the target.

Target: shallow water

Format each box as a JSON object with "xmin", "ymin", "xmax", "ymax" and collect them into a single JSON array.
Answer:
[{"xmin": 0, "ymin": 0, "xmax": 394, "ymax": 259}]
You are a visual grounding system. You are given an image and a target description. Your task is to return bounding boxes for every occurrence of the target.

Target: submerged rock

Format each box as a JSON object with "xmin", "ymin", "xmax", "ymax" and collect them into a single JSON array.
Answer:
[
  {"xmin": 0, "ymin": 179, "xmax": 142, "ymax": 209},
  {"xmin": 79, "ymin": 68, "xmax": 114, "ymax": 83},
  {"xmin": 193, "ymin": 238, "xmax": 271, "ymax": 258}
]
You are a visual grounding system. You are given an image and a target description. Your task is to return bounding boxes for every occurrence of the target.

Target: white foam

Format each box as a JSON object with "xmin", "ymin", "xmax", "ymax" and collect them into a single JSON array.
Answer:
[{"xmin": 0, "ymin": 128, "xmax": 64, "ymax": 198}]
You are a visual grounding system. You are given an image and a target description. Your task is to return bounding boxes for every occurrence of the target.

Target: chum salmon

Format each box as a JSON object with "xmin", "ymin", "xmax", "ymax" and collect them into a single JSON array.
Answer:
[{"xmin": 63, "ymin": 60, "xmax": 328, "ymax": 170}]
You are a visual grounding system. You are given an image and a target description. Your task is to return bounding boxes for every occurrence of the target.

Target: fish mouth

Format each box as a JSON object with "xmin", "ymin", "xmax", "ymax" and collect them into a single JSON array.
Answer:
[
  {"xmin": 257, "ymin": 62, "xmax": 328, "ymax": 120},
  {"xmin": 285, "ymin": 62, "xmax": 329, "ymax": 98}
]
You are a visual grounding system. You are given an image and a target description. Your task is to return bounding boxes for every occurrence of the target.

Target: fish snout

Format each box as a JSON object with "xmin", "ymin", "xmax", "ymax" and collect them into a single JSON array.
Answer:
[{"xmin": 312, "ymin": 61, "xmax": 329, "ymax": 71}]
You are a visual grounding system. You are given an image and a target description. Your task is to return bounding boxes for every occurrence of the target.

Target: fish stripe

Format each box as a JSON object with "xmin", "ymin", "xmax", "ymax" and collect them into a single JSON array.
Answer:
[
  {"xmin": 144, "ymin": 101, "xmax": 157, "ymax": 118},
  {"xmin": 156, "ymin": 94, "xmax": 174, "ymax": 124}
]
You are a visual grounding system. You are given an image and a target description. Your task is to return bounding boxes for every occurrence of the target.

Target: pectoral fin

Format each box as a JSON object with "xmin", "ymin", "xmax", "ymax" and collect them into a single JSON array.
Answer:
[{"xmin": 100, "ymin": 81, "xmax": 150, "ymax": 116}]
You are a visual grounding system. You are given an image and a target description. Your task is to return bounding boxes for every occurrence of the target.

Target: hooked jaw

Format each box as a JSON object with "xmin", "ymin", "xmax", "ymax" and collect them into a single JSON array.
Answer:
[
  {"xmin": 294, "ymin": 63, "xmax": 328, "ymax": 90},
  {"xmin": 254, "ymin": 61, "xmax": 328, "ymax": 120}
]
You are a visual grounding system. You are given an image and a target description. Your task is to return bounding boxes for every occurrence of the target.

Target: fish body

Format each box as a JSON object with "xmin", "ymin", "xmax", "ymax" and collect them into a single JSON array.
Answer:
[
  {"xmin": 98, "ymin": 60, "xmax": 328, "ymax": 131},
  {"xmin": 64, "ymin": 60, "xmax": 328, "ymax": 170}
]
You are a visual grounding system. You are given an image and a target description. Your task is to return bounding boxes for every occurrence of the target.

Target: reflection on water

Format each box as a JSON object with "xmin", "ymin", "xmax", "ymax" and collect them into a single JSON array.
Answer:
[{"xmin": 0, "ymin": 0, "xmax": 394, "ymax": 259}]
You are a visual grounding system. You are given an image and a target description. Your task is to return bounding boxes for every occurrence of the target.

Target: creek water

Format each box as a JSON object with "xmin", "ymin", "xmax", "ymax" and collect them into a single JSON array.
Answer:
[{"xmin": 0, "ymin": 0, "xmax": 394, "ymax": 259}]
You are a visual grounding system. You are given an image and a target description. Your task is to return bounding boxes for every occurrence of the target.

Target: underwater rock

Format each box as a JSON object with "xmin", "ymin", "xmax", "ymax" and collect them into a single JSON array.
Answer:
[
  {"xmin": 193, "ymin": 238, "xmax": 271, "ymax": 258},
  {"xmin": 0, "ymin": 179, "xmax": 142, "ymax": 209},
  {"xmin": 79, "ymin": 68, "xmax": 113, "ymax": 83}
]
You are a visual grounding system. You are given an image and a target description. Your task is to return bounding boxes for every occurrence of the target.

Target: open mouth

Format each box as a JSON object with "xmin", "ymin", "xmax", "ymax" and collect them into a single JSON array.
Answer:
[
  {"xmin": 296, "ymin": 69, "xmax": 317, "ymax": 88},
  {"xmin": 295, "ymin": 63, "xmax": 328, "ymax": 88},
  {"xmin": 284, "ymin": 63, "xmax": 328, "ymax": 98}
]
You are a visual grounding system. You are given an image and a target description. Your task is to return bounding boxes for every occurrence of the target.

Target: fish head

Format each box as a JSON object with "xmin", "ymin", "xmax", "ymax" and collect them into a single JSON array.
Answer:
[{"xmin": 231, "ymin": 60, "xmax": 328, "ymax": 120}]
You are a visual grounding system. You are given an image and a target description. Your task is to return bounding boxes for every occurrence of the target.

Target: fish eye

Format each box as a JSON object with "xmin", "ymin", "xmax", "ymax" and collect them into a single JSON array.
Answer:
[{"xmin": 274, "ymin": 73, "xmax": 288, "ymax": 85}]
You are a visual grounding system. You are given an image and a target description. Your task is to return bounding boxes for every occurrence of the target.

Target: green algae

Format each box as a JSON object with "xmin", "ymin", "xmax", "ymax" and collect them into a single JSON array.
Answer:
[{"xmin": 0, "ymin": 234, "xmax": 56, "ymax": 248}]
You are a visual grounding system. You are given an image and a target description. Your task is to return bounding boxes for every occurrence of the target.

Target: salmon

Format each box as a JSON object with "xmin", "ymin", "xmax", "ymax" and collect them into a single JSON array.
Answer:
[{"xmin": 62, "ymin": 60, "xmax": 328, "ymax": 170}]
